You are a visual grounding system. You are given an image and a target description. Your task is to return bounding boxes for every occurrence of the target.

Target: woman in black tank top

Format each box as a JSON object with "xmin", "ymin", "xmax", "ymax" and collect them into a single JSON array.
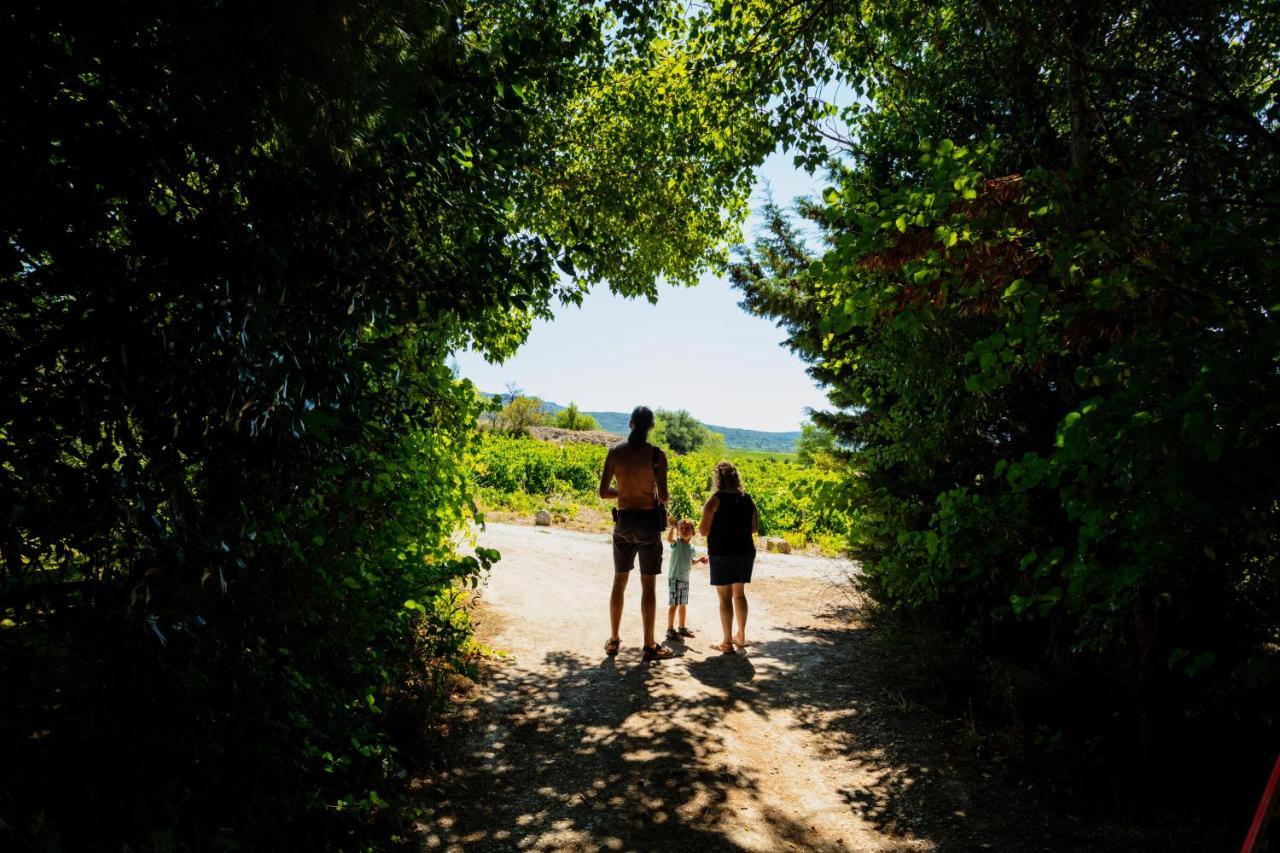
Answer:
[{"xmin": 698, "ymin": 461, "xmax": 757, "ymax": 654}]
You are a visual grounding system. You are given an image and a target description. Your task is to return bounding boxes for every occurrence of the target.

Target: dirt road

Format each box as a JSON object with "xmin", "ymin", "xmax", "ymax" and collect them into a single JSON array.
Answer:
[{"xmin": 412, "ymin": 523, "xmax": 1112, "ymax": 852}]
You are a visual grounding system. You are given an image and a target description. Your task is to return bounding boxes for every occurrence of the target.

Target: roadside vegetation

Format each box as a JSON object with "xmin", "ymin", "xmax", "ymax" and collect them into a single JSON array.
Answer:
[
  {"xmin": 4, "ymin": 0, "xmax": 1274, "ymax": 849},
  {"xmin": 0, "ymin": 2, "xmax": 788, "ymax": 848},
  {"xmin": 727, "ymin": 0, "xmax": 1279, "ymax": 832},
  {"xmin": 474, "ymin": 430, "xmax": 849, "ymax": 554}
]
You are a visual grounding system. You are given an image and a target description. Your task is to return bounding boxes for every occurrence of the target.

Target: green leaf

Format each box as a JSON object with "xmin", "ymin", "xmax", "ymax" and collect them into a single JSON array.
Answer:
[
  {"xmin": 1003, "ymin": 279, "xmax": 1028, "ymax": 299},
  {"xmin": 1185, "ymin": 652, "xmax": 1216, "ymax": 678}
]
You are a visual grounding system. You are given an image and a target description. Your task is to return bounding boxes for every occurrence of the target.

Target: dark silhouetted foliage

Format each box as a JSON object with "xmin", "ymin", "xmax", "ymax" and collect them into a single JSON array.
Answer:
[
  {"xmin": 727, "ymin": 0, "xmax": 1280, "ymax": 832},
  {"xmin": 0, "ymin": 1, "xmax": 772, "ymax": 847}
]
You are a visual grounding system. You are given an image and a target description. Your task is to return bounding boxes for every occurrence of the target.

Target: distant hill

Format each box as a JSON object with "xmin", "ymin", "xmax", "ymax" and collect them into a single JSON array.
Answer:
[
  {"xmin": 580, "ymin": 411, "xmax": 800, "ymax": 454},
  {"xmin": 701, "ymin": 423, "xmax": 802, "ymax": 455},
  {"xmin": 482, "ymin": 392, "xmax": 800, "ymax": 453}
]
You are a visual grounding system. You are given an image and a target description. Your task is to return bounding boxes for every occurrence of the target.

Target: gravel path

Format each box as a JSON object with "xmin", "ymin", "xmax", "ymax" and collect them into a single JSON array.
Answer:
[
  {"xmin": 413, "ymin": 523, "xmax": 934, "ymax": 852},
  {"xmin": 412, "ymin": 523, "xmax": 1217, "ymax": 853}
]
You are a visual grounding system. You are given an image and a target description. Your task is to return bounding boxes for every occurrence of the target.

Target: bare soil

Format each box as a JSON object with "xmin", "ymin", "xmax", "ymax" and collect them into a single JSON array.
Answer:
[
  {"xmin": 524, "ymin": 426, "xmax": 624, "ymax": 447},
  {"xmin": 412, "ymin": 523, "xmax": 1195, "ymax": 852}
]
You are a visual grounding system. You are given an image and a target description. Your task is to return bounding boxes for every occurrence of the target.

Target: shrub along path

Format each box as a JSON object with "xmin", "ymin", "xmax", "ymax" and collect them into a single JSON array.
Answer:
[{"xmin": 412, "ymin": 524, "xmax": 1195, "ymax": 852}]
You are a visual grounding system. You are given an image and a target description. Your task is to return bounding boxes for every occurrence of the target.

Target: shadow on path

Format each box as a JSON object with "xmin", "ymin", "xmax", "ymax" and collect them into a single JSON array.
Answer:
[
  {"xmin": 412, "ymin": 526, "xmax": 1216, "ymax": 852},
  {"xmin": 415, "ymin": 643, "xmax": 876, "ymax": 851},
  {"xmin": 412, "ymin": 605, "xmax": 974, "ymax": 852},
  {"xmin": 415, "ymin": 614, "xmax": 1204, "ymax": 852}
]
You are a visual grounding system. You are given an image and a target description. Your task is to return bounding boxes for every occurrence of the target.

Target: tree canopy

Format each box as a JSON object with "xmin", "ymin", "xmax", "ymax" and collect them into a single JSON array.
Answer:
[
  {"xmin": 496, "ymin": 396, "xmax": 549, "ymax": 434},
  {"xmin": 0, "ymin": 1, "xmax": 780, "ymax": 846},
  {"xmin": 553, "ymin": 402, "xmax": 600, "ymax": 431},
  {"xmin": 5, "ymin": 0, "xmax": 1275, "ymax": 845},
  {"xmin": 654, "ymin": 408, "xmax": 715, "ymax": 455},
  {"xmin": 727, "ymin": 0, "xmax": 1279, "ymax": 805}
]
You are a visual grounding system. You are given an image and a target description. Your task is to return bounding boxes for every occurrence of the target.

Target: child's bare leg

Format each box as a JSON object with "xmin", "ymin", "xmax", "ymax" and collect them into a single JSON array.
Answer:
[
  {"xmin": 667, "ymin": 604, "xmax": 677, "ymax": 630},
  {"xmin": 677, "ymin": 604, "xmax": 687, "ymax": 628}
]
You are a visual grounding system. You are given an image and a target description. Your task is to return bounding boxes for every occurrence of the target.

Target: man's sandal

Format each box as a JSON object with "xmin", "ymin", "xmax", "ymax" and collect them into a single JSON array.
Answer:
[
  {"xmin": 642, "ymin": 644, "xmax": 676, "ymax": 661},
  {"xmin": 604, "ymin": 638, "xmax": 621, "ymax": 656}
]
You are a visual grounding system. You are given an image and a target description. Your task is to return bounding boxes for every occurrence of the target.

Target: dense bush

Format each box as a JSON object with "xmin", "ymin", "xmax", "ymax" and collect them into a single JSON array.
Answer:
[
  {"xmin": 553, "ymin": 402, "xmax": 599, "ymax": 431},
  {"xmin": 474, "ymin": 433, "xmax": 849, "ymax": 548},
  {"xmin": 0, "ymin": 2, "xmax": 777, "ymax": 847},
  {"xmin": 495, "ymin": 396, "xmax": 549, "ymax": 434},
  {"xmin": 727, "ymin": 0, "xmax": 1279, "ymax": 811},
  {"xmin": 0, "ymin": 1, "xmax": 589, "ymax": 844},
  {"xmin": 653, "ymin": 408, "xmax": 715, "ymax": 455}
]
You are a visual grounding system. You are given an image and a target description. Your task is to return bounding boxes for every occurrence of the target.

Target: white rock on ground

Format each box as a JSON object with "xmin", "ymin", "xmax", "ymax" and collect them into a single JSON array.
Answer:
[{"xmin": 762, "ymin": 536, "xmax": 792, "ymax": 554}]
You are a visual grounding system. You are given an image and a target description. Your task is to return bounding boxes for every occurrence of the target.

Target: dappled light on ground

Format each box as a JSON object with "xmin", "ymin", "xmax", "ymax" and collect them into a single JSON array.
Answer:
[
  {"xmin": 412, "ymin": 525, "xmax": 925, "ymax": 851},
  {"xmin": 417, "ymin": 523, "xmax": 1132, "ymax": 852},
  {"xmin": 416, "ymin": 641, "xmax": 919, "ymax": 852}
]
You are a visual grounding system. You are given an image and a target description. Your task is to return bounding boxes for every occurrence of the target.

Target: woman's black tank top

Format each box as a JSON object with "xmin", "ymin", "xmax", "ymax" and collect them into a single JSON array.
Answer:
[{"xmin": 707, "ymin": 492, "xmax": 756, "ymax": 556}]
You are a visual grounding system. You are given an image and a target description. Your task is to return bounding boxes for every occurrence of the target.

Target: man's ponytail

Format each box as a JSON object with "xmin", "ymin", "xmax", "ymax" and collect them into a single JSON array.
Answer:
[{"xmin": 627, "ymin": 406, "xmax": 655, "ymax": 446}]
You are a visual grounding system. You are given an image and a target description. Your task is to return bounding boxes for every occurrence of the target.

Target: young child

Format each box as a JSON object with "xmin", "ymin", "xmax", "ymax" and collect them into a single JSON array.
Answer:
[{"xmin": 666, "ymin": 517, "xmax": 708, "ymax": 641}]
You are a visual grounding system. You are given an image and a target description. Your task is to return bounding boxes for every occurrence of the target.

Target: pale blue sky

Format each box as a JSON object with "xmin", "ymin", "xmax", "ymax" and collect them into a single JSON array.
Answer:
[{"xmin": 453, "ymin": 149, "xmax": 829, "ymax": 432}]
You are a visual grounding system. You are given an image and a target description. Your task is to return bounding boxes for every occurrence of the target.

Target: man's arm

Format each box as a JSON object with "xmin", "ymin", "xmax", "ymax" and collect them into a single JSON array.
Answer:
[
  {"xmin": 655, "ymin": 448, "xmax": 669, "ymax": 504},
  {"xmin": 598, "ymin": 448, "xmax": 618, "ymax": 500}
]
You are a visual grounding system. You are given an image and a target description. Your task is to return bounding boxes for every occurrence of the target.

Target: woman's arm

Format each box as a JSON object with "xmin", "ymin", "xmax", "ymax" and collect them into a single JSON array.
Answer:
[
  {"xmin": 750, "ymin": 498, "xmax": 759, "ymax": 535},
  {"xmin": 698, "ymin": 494, "xmax": 719, "ymax": 538}
]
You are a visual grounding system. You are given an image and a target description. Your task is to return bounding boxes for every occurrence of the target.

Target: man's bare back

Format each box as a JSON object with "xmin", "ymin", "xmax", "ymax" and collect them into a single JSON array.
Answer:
[
  {"xmin": 599, "ymin": 441, "xmax": 669, "ymax": 510},
  {"xmin": 600, "ymin": 406, "xmax": 676, "ymax": 659}
]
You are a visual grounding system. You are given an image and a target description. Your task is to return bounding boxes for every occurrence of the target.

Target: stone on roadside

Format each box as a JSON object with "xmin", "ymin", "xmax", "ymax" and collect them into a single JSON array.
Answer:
[
  {"xmin": 534, "ymin": 510, "xmax": 552, "ymax": 526},
  {"xmin": 761, "ymin": 536, "xmax": 791, "ymax": 554}
]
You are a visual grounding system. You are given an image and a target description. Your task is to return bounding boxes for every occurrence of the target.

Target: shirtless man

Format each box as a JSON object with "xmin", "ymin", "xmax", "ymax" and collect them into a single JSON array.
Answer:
[{"xmin": 599, "ymin": 406, "xmax": 674, "ymax": 660}]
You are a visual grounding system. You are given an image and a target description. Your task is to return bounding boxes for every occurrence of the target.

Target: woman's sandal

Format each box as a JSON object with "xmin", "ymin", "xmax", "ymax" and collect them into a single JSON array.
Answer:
[
  {"xmin": 709, "ymin": 642, "xmax": 737, "ymax": 654},
  {"xmin": 604, "ymin": 637, "xmax": 621, "ymax": 656},
  {"xmin": 642, "ymin": 644, "xmax": 676, "ymax": 661},
  {"xmin": 733, "ymin": 636, "xmax": 751, "ymax": 648}
]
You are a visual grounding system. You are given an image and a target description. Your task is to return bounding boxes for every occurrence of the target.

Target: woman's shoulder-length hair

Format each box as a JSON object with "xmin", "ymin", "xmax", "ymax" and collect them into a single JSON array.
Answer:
[{"xmin": 711, "ymin": 460, "xmax": 743, "ymax": 495}]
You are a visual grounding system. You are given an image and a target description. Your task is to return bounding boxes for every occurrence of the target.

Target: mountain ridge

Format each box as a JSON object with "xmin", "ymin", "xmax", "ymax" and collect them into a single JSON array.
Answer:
[{"xmin": 483, "ymin": 392, "xmax": 801, "ymax": 453}]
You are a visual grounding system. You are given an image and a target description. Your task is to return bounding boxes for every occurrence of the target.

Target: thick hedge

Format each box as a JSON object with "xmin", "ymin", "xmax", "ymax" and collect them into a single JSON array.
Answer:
[
  {"xmin": 728, "ymin": 0, "xmax": 1279, "ymax": 808},
  {"xmin": 0, "ymin": 2, "xmax": 778, "ymax": 847}
]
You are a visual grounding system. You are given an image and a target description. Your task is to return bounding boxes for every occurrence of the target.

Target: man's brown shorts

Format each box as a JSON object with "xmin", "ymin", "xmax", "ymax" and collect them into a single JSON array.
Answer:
[{"xmin": 612, "ymin": 511, "xmax": 663, "ymax": 575}]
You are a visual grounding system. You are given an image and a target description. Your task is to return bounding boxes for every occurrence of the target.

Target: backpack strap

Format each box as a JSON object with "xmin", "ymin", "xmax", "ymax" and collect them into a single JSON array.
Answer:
[
  {"xmin": 651, "ymin": 445, "xmax": 660, "ymax": 501},
  {"xmin": 650, "ymin": 445, "xmax": 667, "ymax": 527}
]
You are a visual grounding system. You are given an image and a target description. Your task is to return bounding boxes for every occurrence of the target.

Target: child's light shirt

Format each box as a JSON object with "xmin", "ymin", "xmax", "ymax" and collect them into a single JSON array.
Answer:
[{"xmin": 668, "ymin": 540, "xmax": 695, "ymax": 582}]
